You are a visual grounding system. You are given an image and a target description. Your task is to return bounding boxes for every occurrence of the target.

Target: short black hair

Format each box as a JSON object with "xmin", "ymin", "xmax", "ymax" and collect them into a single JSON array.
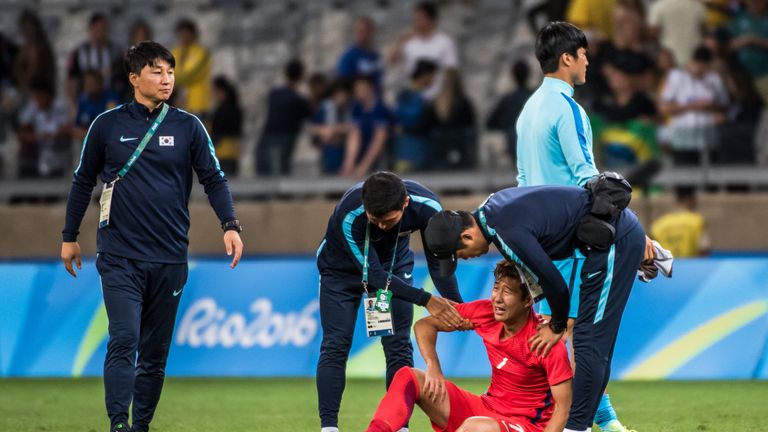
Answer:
[
  {"xmin": 328, "ymin": 77, "xmax": 352, "ymax": 95},
  {"xmin": 535, "ymin": 21, "xmax": 588, "ymax": 74},
  {"xmin": 493, "ymin": 260, "xmax": 530, "ymax": 301},
  {"xmin": 675, "ymin": 185, "xmax": 696, "ymax": 202},
  {"xmin": 692, "ymin": 46, "xmax": 713, "ymax": 63},
  {"xmin": 285, "ymin": 58, "xmax": 305, "ymax": 82},
  {"xmin": 124, "ymin": 41, "xmax": 176, "ymax": 76},
  {"xmin": 511, "ymin": 60, "xmax": 530, "ymax": 86},
  {"xmin": 361, "ymin": 172, "xmax": 408, "ymax": 217},
  {"xmin": 456, "ymin": 210, "xmax": 474, "ymax": 230},
  {"xmin": 89, "ymin": 12, "xmax": 107, "ymax": 27},
  {"xmin": 29, "ymin": 77, "xmax": 54, "ymax": 95},
  {"xmin": 415, "ymin": 2, "xmax": 438, "ymax": 21},
  {"xmin": 176, "ymin": 18, "xmax": 198, "ymax": 37},
  {"xmin": 411, "ymin": 59, "xmax": 438, "ymax": 80}
]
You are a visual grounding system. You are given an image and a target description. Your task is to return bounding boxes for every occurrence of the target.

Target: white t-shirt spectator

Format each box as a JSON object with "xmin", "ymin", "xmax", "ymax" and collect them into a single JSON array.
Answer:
[
  {"xmin": 648, "ymin": 0, "xmax": 706, "ymax": 67},
  {"xmin": 661, "ymin": 68, "xmax": 728, "ymax": 149},
  {"xmin": 402, "ymin": 31, "xmax": 458, "ymax": 99},
  {"xmin": 18, "ymin": 98, "xmax": 70, "ymax": 176}
]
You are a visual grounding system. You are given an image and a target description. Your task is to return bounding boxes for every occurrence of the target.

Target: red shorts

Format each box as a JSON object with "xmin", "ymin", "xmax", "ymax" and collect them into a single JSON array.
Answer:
[{"xmin": 430, "ymin": 380, "xmax": 538, "ymax": 432}]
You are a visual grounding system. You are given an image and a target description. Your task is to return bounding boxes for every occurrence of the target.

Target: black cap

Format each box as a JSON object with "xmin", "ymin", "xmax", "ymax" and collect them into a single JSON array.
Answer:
[{"xmin": 424, "ymin": 211, "xmax": 465, "ymax": 277}]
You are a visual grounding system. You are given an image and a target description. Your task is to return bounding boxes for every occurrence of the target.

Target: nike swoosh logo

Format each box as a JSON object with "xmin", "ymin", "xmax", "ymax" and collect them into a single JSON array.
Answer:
[
  {"xmin": 587, "ymin": 271, "xmax": 603, "ymax": 280},
  {"xmin": 172, "ymin": 289, "xmax": 183, "ymax": 297},
  {"xmin": 404, "ymin": 272, "xmax": 412, "ymax": 279},
  {"xmin": 120, "ymin": 136, "xmax": 138, "ymax": 142}
]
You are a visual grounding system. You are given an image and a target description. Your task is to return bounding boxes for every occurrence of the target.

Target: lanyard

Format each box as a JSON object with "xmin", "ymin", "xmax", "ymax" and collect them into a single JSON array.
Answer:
[
  {"xmin": 362, "ymin": 222, "xmax": 400, "ymax": 294},
  {"xmin": 115, "ymin": 103, "xmax": 169, "ymax": 180}
]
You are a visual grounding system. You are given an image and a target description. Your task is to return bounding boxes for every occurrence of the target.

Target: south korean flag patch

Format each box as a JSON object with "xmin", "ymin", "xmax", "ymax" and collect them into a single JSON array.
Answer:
[{"xmin": 159, "ymin": 136, "xmax": 174, "ymax": 146}]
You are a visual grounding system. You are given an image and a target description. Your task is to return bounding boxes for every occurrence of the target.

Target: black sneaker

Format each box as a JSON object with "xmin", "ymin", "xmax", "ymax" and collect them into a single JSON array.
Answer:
[{"xmin": 111, "ymin": 423, "xmax": 129, "ymax": 432}]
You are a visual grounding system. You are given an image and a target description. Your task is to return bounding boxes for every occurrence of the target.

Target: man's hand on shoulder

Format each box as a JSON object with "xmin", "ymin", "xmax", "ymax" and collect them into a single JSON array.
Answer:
[
  {"xmin": 61, "ymin": 242, "xmax": 82, "ymax": 278},
  {"xmin": 426, "ymin": 296, "xmax": 464, "ymax": 329},
  {"xmin": 529, "ymin": 320, "xmax": 567, "ymax": 357},
  {"xmin": 223, "ymin": 231, "xmax": 243, "ymax": 269}
]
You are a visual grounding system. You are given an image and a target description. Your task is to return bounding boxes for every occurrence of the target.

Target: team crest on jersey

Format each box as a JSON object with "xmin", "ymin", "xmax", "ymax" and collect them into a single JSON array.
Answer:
[{"xmin": 159, "ymin": 136, "xmax": 175, "ymax": 146}]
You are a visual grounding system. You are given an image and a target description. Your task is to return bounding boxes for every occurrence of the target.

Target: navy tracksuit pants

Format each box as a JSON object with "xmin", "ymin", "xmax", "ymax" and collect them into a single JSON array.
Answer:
[
  {"xmin": 97, "ymin": 253, "xmax": 188, "ymax": 431},
  {"xmin": 566, "ymin": 223, "xmax": 646, "ymax": 430},
  {"xmin": 316, "ymin": 266, "xmax": 415, "ymax": 428}
]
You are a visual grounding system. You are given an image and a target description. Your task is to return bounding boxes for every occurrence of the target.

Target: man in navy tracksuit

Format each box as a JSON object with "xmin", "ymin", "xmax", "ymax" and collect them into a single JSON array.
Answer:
[
  {"xmin": 316, "ymin": 171, "xmax": 465, "ymax": 432},
  {"xmin": 423, "ymin": 186, "xmax": 646, "ymax": 432},
  {"xmin": 60, "ymin": 42, "xmax": 244, "ymax": 432}
]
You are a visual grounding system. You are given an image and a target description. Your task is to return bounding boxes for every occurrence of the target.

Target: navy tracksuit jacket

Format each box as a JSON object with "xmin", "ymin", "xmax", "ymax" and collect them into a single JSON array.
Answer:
[
  {"xmin": 63, "ymin": 100, "xmax": 235, "ymax": 430},
  {"xmin": 315, "ymin": 180, "xmax": 462, "ymax": 428}
]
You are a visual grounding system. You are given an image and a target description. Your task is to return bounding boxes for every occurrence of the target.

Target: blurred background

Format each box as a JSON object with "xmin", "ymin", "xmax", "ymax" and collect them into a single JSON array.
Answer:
[{"xmin": 1, "ymin": 0, "xmax": 767, "ymax": 383}]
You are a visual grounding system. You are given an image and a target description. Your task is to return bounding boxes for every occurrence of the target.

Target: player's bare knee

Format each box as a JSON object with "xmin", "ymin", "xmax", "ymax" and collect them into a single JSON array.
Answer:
[{"xmin": 456, "ymin": 416, "xmax": 500, "ymax": 432}]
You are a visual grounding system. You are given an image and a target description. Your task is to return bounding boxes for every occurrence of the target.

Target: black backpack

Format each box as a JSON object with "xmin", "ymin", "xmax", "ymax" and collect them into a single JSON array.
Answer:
[{"xmin": 576, "ymin": 172, "xmax": 633, "ymax": 250}]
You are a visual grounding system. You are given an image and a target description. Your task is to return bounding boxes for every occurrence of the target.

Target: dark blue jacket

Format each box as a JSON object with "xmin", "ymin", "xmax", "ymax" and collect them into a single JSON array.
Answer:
[
  {"xmin": 317, "ymin": 180, "xmax": 462, "ymax": 306},
  {"xmin": 63, "ymin": 100, "xmax": 236, "ymax": 263},
  {"xmin": 474, "ymin": 185, "xmax": 639, "ymax": 325}
]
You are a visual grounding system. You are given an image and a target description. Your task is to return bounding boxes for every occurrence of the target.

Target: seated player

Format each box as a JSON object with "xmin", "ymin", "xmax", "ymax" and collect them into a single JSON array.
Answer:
[{"xmin": 367, "ymin": 261, "xmax": 573, "ymax": 432}]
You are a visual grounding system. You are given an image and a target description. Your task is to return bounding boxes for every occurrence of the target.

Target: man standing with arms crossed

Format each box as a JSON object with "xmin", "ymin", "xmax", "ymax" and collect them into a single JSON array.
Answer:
[
  {"xmin": 60, "ymin": 41, "xmax": 243, "ymax": 432},
  {"xmin": 515, "ymin": 22, "xmax": 651, "ymax": 432}
]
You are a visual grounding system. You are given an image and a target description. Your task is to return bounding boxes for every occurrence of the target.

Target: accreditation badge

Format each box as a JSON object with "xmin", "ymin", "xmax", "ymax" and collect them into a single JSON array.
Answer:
[
  {"xmin": 98, "ymin": 180, "xmax": 117, "ymax": 229},
  {"xmin": 363, "ymin": 293, "xmax": 393, "ymax": 337}
]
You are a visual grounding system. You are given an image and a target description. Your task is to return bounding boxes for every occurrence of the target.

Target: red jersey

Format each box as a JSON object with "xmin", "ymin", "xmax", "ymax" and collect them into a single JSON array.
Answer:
[{"xmin": 454, "ymin": 300, "xmax": 572, "ymax": 428}]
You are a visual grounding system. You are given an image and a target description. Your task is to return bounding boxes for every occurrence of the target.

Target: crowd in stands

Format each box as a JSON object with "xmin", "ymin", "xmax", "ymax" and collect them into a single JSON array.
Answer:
[{"xmin": 0, "ymin": 0, "xmax": 765, "ymax": 183}]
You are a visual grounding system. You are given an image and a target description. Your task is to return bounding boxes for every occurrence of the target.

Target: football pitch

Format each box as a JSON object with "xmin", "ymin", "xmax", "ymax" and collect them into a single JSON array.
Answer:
[{"xmin": 1, "ymin": 378, "xmax": 766, "ymax": 431}]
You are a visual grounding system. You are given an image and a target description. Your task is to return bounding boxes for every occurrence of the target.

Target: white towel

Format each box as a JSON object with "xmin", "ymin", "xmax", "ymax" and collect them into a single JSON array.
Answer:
[{"xmin": 638, "ymin": 240, "xmax": 674, "ymax": 282}]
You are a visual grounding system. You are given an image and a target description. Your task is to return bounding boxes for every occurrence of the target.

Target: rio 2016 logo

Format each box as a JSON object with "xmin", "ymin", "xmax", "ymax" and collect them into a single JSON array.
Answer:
[{"xmin": 176, "ymin": 298, "xmax": 319, "ymax": 349}]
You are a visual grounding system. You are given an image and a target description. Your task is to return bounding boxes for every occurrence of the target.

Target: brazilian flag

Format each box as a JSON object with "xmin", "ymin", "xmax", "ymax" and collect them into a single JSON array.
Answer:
[{"xmin": 590, "ymin": 114, "xmax": 659, "ymax": 167}]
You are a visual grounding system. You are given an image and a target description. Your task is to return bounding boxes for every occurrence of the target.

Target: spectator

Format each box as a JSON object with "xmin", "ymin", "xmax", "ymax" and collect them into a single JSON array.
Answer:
[
  {"xmin": 704, "ymin": 0, "xmax": 733, "ymax": 30},
  {"xmin": 389, "ymin": 1, "xmax": 459, "ymax": 99},
  {"xmin": 307, "ymin": 72, "xmax": 329, "ymax": 113},
  {"xmin": 211, "ymin": 76, "xmax": 243, "ymax": 177},
  {"xmin": 129, "ymin": 19, "xmax": 153, "ymax": 46},
  {"xmin": 592, "ymin": 51, "xmax": 658, "ymax": 168},
  {"xmin": 342, "ymin": 75, "xmax": 391, "ymax": 178},
  {"xmin": 66, "ymin": 13, "xmax": 123, "ymax": 106},
  {"xmin": 0, "ymin": 32, "xmax": 19, "ymax": 154},
  {"xmin": 256, "ymin": 59, "xmax": 312, "ymax": 176},
  {"xmin": 648, "ymin": 0, "xmax": 707, "ymax": 67},
  {"xmin": 651, "ymin": 185, "xmax": 709, "ymax": 257},
  {"xmin": 486, "ymin": 61, "xmax": 535, "ymax": 165},
  {"xmin": 527, "ymin": 0, "xmax": 569, "ymax": 34},
  {"xmin": 423, "ymin": 69, "xmax": 477, "ymax": 170},
  {"xmin": 578, "ymin": 0, "xmax": 655, "ymax": 107},
  {"xmin": 310, "ymin": 78, "xmax": 354, "ymax": 175},
  {"xmin": 172, "ymin": 18, "xmax": 211, "ymax": 116},
  {"xmin": 659, "ymin": 46, "xmax": 728, "ymax": 166},
  {"xmin": 15, "ymin": 79, "xmax": 70, "ymax": 178},
  {"xmin": 13, "ymin": 10, "xmax": 56, "ymax": 97},
  {"xmin": 72, "ymin": 70, "xmax": 119, "ymax": 142},
  {"xmin": 729, "ymin": 0, "xmax": 768, "ymax": 164},
  {"xmin": 566, "ymin": 0, "xmax": 617, "ymax": 43},
  {"xmin": 716, "ymin": 62, "xmax": 763, "ymax": 163},
  {"xmin": 0, "ymin": 32, "xmax": 18, "ymax": 91},
  {"xmin": 393, "ymin": 59, "xmax": 437, "ymax": 172},
  {"xmin": 337, "ymin": 16, "xmax": 383, "ymax": 93}
]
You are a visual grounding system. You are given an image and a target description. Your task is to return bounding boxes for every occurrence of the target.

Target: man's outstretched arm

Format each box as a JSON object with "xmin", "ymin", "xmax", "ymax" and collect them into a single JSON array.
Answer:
[{"xmin": 413, "ymin": 316, "xmax": 458, "ymax": 404}]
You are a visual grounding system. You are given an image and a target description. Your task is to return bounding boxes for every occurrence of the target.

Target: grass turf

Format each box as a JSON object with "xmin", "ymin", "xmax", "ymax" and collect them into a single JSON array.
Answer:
[{"xmin": 1, "ymin": 378, "xmax": 766, "ymax": 431}]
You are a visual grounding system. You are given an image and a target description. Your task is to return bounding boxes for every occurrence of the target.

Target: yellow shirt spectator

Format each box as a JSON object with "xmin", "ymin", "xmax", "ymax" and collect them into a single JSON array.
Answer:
[
  {"xmin": 172, "ymin": 42, "xmax": 211, "ymax": 115},
  {"xmin": 566, "ymin": 0, "xmax": 617, "ymax": 40},
  {"xmin": 651, "ymin": 210, "xmax": 706, "ymax": 258}
]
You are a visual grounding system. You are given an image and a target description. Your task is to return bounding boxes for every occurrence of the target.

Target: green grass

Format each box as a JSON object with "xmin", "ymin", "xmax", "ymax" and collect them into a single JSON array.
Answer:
[{"xmin": 1, "ymin": 378, "xmax": 766, "ymax": 431}]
